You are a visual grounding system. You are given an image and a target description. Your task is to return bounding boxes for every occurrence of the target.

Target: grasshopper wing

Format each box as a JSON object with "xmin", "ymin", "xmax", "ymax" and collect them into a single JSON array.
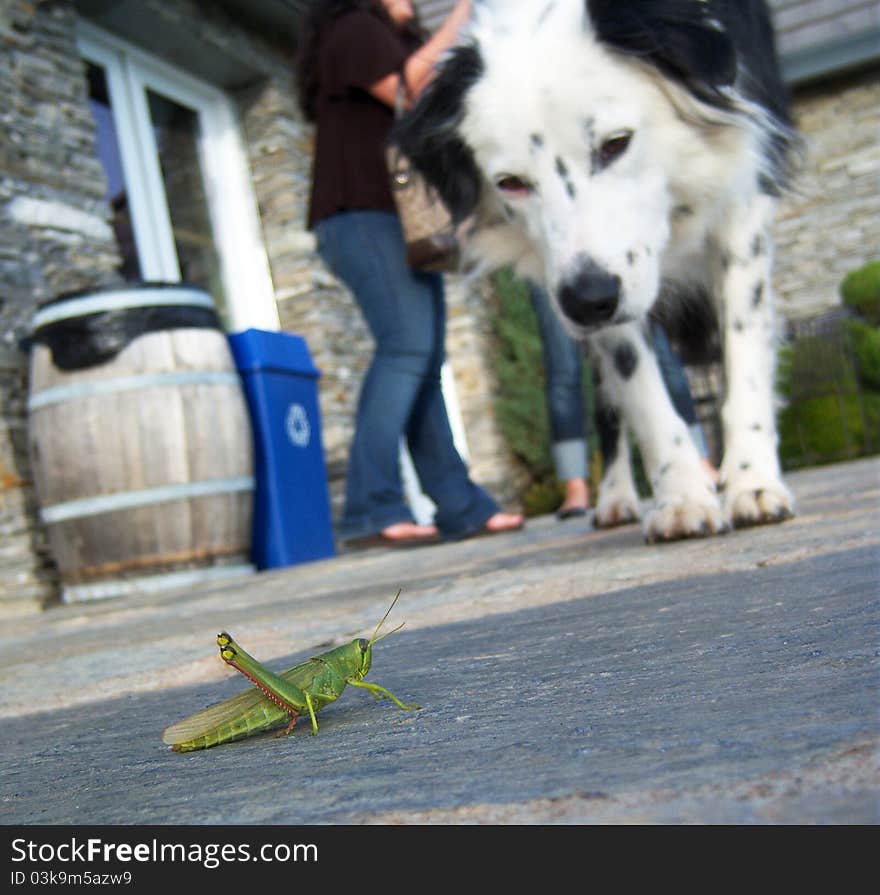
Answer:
[
  {"xmin": 163, "ymin": 659, "xmax": 324, "ymax": 751},
  {"xmin": 162, "ymin": 686, "xmax": 286, "ymax": 750}
]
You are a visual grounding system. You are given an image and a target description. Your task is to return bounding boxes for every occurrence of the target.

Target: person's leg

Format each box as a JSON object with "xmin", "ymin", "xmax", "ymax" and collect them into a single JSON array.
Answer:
[
  {"xmin": 317, "ymin": 211, "xmax": 517, "ymax": 542},
  {"xmin": 316, "ymin": 211, "xmax": 439, "ymax": 541},
  {"xmin": 650, "ymin": 321, "xmax": 711, "ymax": 459},
  {"xmin": 404, "ymin": 269, "xmax": 521, "ymax": 538},
  {"xmin": 527, "ymin": 282, "xmax": 590, "ymax": 514}
]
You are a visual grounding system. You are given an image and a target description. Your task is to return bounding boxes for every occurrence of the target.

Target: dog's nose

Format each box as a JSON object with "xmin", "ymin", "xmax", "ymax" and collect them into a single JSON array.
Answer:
[{"xmin": 557, "ymin": 260, "xmax": 621, "ymax": 327}]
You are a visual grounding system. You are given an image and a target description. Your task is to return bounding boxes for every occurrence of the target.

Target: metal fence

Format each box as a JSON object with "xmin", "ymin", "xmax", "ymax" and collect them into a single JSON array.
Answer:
[
  {"xmin": 681, "ymin": 306, "xmax": 879, "ymax": 471},
  {"xmin": 778, "ymin": 307, "xmax": 877, "ymax": 468}
]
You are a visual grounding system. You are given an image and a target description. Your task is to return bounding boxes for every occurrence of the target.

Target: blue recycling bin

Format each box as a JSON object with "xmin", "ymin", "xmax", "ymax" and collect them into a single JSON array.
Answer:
[{"xmin": 228, "ymin": 329, "xmax": 336, "ymax": 569}]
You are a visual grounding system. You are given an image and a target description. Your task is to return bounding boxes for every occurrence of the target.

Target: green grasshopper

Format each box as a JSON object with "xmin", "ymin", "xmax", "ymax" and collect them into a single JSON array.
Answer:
[{"xmin": 162, "ymin": 593, "xmax": 420, "ymax": 752}]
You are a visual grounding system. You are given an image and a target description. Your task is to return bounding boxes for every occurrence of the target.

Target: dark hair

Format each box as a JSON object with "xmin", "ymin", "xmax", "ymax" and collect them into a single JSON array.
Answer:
[{"xmin": 295, "ymin": 0, "xmax": 426, "ymax": 122}]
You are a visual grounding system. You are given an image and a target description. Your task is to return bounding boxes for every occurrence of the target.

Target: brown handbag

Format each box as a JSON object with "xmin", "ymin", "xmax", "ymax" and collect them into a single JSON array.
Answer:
[{"xmin": 387, "ymin": 82, "xmax": 460, "ymax": 273}]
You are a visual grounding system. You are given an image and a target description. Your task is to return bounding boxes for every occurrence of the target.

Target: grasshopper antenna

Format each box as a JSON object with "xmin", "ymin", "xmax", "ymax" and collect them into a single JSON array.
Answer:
[
  {"xmin": 369, "ymin": 589, "xmax": 403, "ymax": 647},
  {"xmin": 372, "ymin": 621, "xmax": 405, "ymax": 646}
]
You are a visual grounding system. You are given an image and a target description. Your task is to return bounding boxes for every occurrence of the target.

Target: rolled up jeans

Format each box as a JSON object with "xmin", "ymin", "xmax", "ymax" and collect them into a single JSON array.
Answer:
[{"xmin": 528, "ymin": 281, "xmax": 589, "ymax": 481}]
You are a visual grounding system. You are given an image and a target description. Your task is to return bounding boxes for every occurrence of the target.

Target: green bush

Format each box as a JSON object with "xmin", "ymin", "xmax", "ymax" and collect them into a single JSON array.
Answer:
[
  {"xmin": 491, "ymin": 269, "xmax": 555, "ymax": 484},
  {"xmin": 778, "ymin": 392, "xmax": 880, "ymax": 469},
  {"xmin": 522, "ymin": 479, "xmax": 565, "ymax": 517},
  {"xmin": 840, "ymin": 260, "xmax": 880, "ymax": 325},
  {"xmin": 777, "ymin": 307, "xmax": 880, "ymax": 469},
  {"xmin": 847, "ymin": 318, "xmax": 880, "ymax": 391},
  {"xmin": 776, "ymin": 335, "xmax": 857, "ymax": 400}
]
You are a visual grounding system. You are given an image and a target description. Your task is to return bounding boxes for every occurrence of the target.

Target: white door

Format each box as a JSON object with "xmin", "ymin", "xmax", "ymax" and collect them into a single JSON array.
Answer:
[{"xmin": 77, "ymin": 21, "xmax": 278, "ymax": 333}]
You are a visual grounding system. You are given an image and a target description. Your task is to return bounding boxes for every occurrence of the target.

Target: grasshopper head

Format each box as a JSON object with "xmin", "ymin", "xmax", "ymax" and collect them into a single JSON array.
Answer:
[{"xmin": 354, "ymin": 591, "xmax": 405, "ymax": 680}]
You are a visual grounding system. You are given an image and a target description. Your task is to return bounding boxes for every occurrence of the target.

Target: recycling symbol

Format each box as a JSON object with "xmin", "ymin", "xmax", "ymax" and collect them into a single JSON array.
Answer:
[{"xmin": 285, "ymin": 403, "xmax": 311, "ymax": 448}]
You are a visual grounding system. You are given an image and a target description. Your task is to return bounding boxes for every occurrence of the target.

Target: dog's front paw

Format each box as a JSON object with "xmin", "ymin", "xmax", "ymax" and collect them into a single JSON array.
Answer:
[
  {"xmin": 723, "ymin": 478, "xmax": 794, "ymax": 528},
  {"xmin": 643, "ymin": 495, "xmax": 727, "ymax": 543}
]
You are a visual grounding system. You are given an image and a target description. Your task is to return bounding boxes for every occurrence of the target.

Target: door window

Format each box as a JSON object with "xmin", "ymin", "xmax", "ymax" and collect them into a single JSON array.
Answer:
[{"xmin": 78, "ymin": 22, "xmax": 278, "ymax": 332}]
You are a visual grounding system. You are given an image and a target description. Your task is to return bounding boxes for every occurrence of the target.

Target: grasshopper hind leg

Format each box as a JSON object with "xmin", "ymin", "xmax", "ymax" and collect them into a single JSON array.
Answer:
[{"xmin": 217, "ymin": 632, "xmax": 309, "ymax": 738}]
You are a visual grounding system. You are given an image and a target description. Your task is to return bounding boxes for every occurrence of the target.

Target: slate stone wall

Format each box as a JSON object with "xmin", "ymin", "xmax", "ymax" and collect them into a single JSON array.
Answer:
[
  {"xmin": 775, "ymin": 68, "xmax": 880, "ymax": 318},
  {"xmin": 0, "ymin": 0, "xmax": 122, "ymax": 614}
]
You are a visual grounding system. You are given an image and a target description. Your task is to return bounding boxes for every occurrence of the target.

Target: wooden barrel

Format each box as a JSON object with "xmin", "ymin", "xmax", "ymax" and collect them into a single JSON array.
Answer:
[{"xmin": 27, "ymin": 283, "xmax": 254, "ymax": 602}]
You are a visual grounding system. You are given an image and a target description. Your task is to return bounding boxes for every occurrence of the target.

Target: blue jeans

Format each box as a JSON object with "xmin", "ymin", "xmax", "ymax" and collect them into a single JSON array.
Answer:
[
  {"xmin": 649, "ymin": 320, "xmax": 708, "ymax": 457},
  {"xmin": 528, "ymin": 282, "xmax": 588, "ymax": 480},
  {"xmin": 315, "ymin": 210, "xmax": 499, "ymax": 540}
]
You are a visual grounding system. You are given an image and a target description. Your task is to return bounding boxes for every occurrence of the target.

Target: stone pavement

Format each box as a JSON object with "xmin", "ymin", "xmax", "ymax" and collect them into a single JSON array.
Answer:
[{"xmin": 1, "ymin": 458, "xmax": 878, "ymax": 824}]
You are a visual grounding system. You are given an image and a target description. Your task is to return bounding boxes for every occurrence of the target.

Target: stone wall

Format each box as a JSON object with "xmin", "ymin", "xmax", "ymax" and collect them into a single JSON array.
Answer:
[
  {"xmin": 0, "ymin": 0, "xmax": 122, "ymax": 615},
  {"xmin": 774, "ymin": 67, "xmax": 880, "ymax": 319}
]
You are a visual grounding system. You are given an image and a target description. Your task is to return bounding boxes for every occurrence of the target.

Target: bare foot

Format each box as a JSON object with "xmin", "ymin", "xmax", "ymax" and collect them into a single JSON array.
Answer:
[
  {"xmin": 381, "ymin": 522, "xmax": 439, "ymax": 541},
  {"xmin": 484, "ymin": 511, "xmax": 524, "ymax": 532},
  {"xmin": 701, "ymin": 458, "xmax": 721, "ymax": 486},
  {"xmin": 558, "ymin": 477, "xmax": 590, "ymax": 515}
]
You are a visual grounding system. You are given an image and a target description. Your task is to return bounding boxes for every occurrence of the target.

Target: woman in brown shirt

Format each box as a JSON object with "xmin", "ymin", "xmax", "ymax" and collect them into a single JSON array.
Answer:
[{"xmin": 296, "ymin": 0, "xmax": 523, "ymax": 546}]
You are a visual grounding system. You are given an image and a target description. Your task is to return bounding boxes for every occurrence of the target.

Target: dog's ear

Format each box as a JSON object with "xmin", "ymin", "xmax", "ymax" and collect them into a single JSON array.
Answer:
[
  {"xmin": 391, "ymin": 44, "xmax": 484, "ymax": 223},
  {"xmin": 587, "ymin": 0, "xmax": 737, "ymax": 104}
]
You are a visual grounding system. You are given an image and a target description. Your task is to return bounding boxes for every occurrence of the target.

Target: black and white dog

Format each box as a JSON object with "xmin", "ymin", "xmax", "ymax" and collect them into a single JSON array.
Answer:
[{"xmin": 394, "ymin": 0, "xmax": 800, "ymax": 541}]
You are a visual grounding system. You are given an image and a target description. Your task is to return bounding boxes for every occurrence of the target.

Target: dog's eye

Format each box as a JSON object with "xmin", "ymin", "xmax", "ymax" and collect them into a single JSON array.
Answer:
[
  {"xmin": 598, "ymin": 131, "xmax": 633, "ymax": 168},
  {"xmin": 495, "ymin": 174, "xmax": 533, "ymax": 196}
]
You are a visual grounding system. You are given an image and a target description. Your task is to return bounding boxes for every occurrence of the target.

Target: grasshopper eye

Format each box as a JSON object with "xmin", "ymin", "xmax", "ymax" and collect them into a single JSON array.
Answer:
[{"xmin": 358, "ymin": 638, "xmax": 369, "ymax": 652}]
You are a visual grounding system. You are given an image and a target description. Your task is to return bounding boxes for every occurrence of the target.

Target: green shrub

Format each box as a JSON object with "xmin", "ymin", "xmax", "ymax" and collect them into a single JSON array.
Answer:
[
  {"xmin": 776, "ymin": 334, "xmax": 857, "ymax": 400},
  {"xmin": 778, "ymin": 392, "xmax": 880, "ymax": 469},
  {"xmin": 840, "ymin": 260, "xmax": 880, "ymax": 325},
  {"xmin": 846, "ymin": 318, "xmax": 880, "ymax": 391},
  {"xmin": 491, "ymin": 269, "xmax": 555, "ymax": 484},
  {"xmin": 776, "ymin": 312, "xmax": 880, "ymax": 468},
  {"xmin": 522, "ymin": 479, "xmax": 565, "ymax": 517}
]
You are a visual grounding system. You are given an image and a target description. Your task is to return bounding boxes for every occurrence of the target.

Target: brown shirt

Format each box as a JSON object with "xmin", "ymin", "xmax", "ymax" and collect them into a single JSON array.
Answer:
[{"xmin": 307, "ymin": 10, "xmax": 421, "ymax": 229}]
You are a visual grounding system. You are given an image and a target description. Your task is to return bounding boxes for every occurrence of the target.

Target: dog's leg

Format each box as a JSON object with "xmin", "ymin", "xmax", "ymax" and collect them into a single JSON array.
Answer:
[
  {"xmin": 592, "ymin": 382, "xmax": 641, "ymax": 528},
  {"xmin": 592, "ymin": 323, "xmax": 723, "ymax": 542},
  {"xmin": 713, "ymin": 196, "xmax": 794, "ymax": 527}
]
